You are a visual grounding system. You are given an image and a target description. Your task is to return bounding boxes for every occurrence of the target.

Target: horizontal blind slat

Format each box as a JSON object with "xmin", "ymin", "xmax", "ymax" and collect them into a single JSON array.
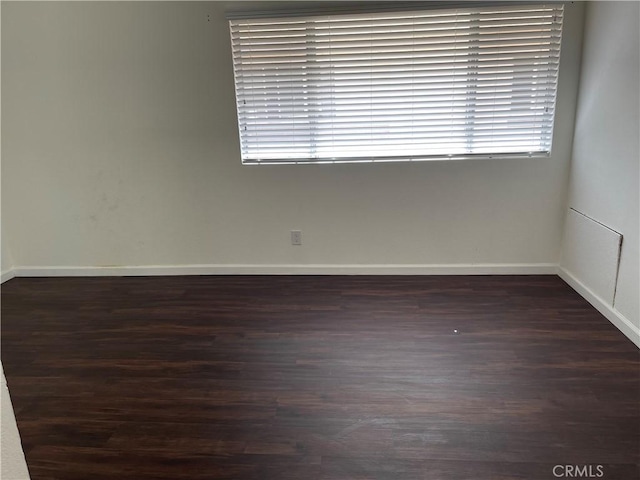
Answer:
[
  {"xmin": 237, "ymin": 95, "xmax": 557, "ymax": 106},
  {"xmin": 230, "ymin": 3, "xmax": 562, "ymax": 164}
]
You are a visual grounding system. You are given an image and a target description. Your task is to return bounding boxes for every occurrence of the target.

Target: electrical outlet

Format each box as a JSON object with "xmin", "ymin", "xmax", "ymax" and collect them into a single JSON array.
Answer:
[{"xmin": 291, "ymin": 230, "xmax": 302, "ymax": 246}]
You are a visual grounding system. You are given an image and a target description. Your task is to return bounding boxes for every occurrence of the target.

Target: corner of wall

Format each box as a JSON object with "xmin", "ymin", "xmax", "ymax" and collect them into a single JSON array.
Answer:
[
  {"xmin": 557, "ymin": 0, "xmax": 587, "ymax": 266},
  {"xmin": 558, "ymin": 266, "xmax": 640, "ymax": 348},
  {"xmin": 1, "ymin": 230, "xmax": 14, "ymax": 283},
  {"xmin": 559, "ymin": 1, "xmax": 640, "ymax": 344}
]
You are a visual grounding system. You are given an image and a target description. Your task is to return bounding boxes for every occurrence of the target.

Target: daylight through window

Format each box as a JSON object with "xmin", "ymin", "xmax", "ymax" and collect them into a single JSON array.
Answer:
[{"xmin": 229, "ymin": 4, "xmax": 564, "ymax": 164}]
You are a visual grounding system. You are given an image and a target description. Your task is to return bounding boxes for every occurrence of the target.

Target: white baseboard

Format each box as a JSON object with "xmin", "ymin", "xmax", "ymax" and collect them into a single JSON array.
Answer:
[
  {"xmin": 6, "ymin": 263, "xmax": 637, "ymax": 347},
  {"xmin": 1, "ymin": 269, "xmax": 16, "ymax": 284},
  {"xmin": 12, "ymin": 263, "xmax": 557, "ymax": 277},
  {"xmin": 557, "ymin": 266, "xmax": 640, "ymax": 348}
]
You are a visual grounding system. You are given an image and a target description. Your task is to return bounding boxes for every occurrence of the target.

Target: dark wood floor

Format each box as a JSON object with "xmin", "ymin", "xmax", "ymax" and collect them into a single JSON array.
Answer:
[{"xmin": 2, "ymin": 275, "xmax": 639, "ymax": 480}]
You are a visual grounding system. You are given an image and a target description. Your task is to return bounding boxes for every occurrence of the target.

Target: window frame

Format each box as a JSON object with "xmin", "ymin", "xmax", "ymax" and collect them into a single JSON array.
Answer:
[{"xmin": 229, "ymin": 3, "xmax": 564, "ymax": 165}]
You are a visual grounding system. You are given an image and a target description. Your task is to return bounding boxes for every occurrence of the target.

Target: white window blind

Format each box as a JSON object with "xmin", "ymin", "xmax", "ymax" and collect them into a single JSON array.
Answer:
[{"xmin": 229, "ymin": 4, "xmax": 563, "ymax": 164}]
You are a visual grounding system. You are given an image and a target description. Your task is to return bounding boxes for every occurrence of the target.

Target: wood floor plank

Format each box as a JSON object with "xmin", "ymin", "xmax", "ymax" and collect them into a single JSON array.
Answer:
[{"xmin": 2, "ymin": 275, "xmax": 639, "ymax": 479}]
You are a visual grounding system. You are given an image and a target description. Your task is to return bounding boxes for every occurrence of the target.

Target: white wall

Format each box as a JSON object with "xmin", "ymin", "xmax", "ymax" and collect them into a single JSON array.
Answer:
[
  {"xmin": 0, "ymin": 2, "xmax": 10, "ymax": 277},
  {"xmin": 1, "ymin": 2, "xmax": 584, "ymax": 271},
  {"xmin": 1, "ymin": 154, "xmax": 12, "ymax": 275},
  {"xmin": 1, "ymin": 235, "xmax": 11, "ymax": 275},
  {"xmin": 561, "ymin": 1, "xmax": 639, "ymax": 333},
  {"xmin": 0, "ymin": 3, "xmax": 585, "ymax": 476}
]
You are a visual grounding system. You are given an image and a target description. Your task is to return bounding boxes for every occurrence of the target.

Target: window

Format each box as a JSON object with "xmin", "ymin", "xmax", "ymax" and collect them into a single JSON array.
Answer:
[{"xmin": 229, "ymin": 4, "xmax": 563, "ymax": 164}]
